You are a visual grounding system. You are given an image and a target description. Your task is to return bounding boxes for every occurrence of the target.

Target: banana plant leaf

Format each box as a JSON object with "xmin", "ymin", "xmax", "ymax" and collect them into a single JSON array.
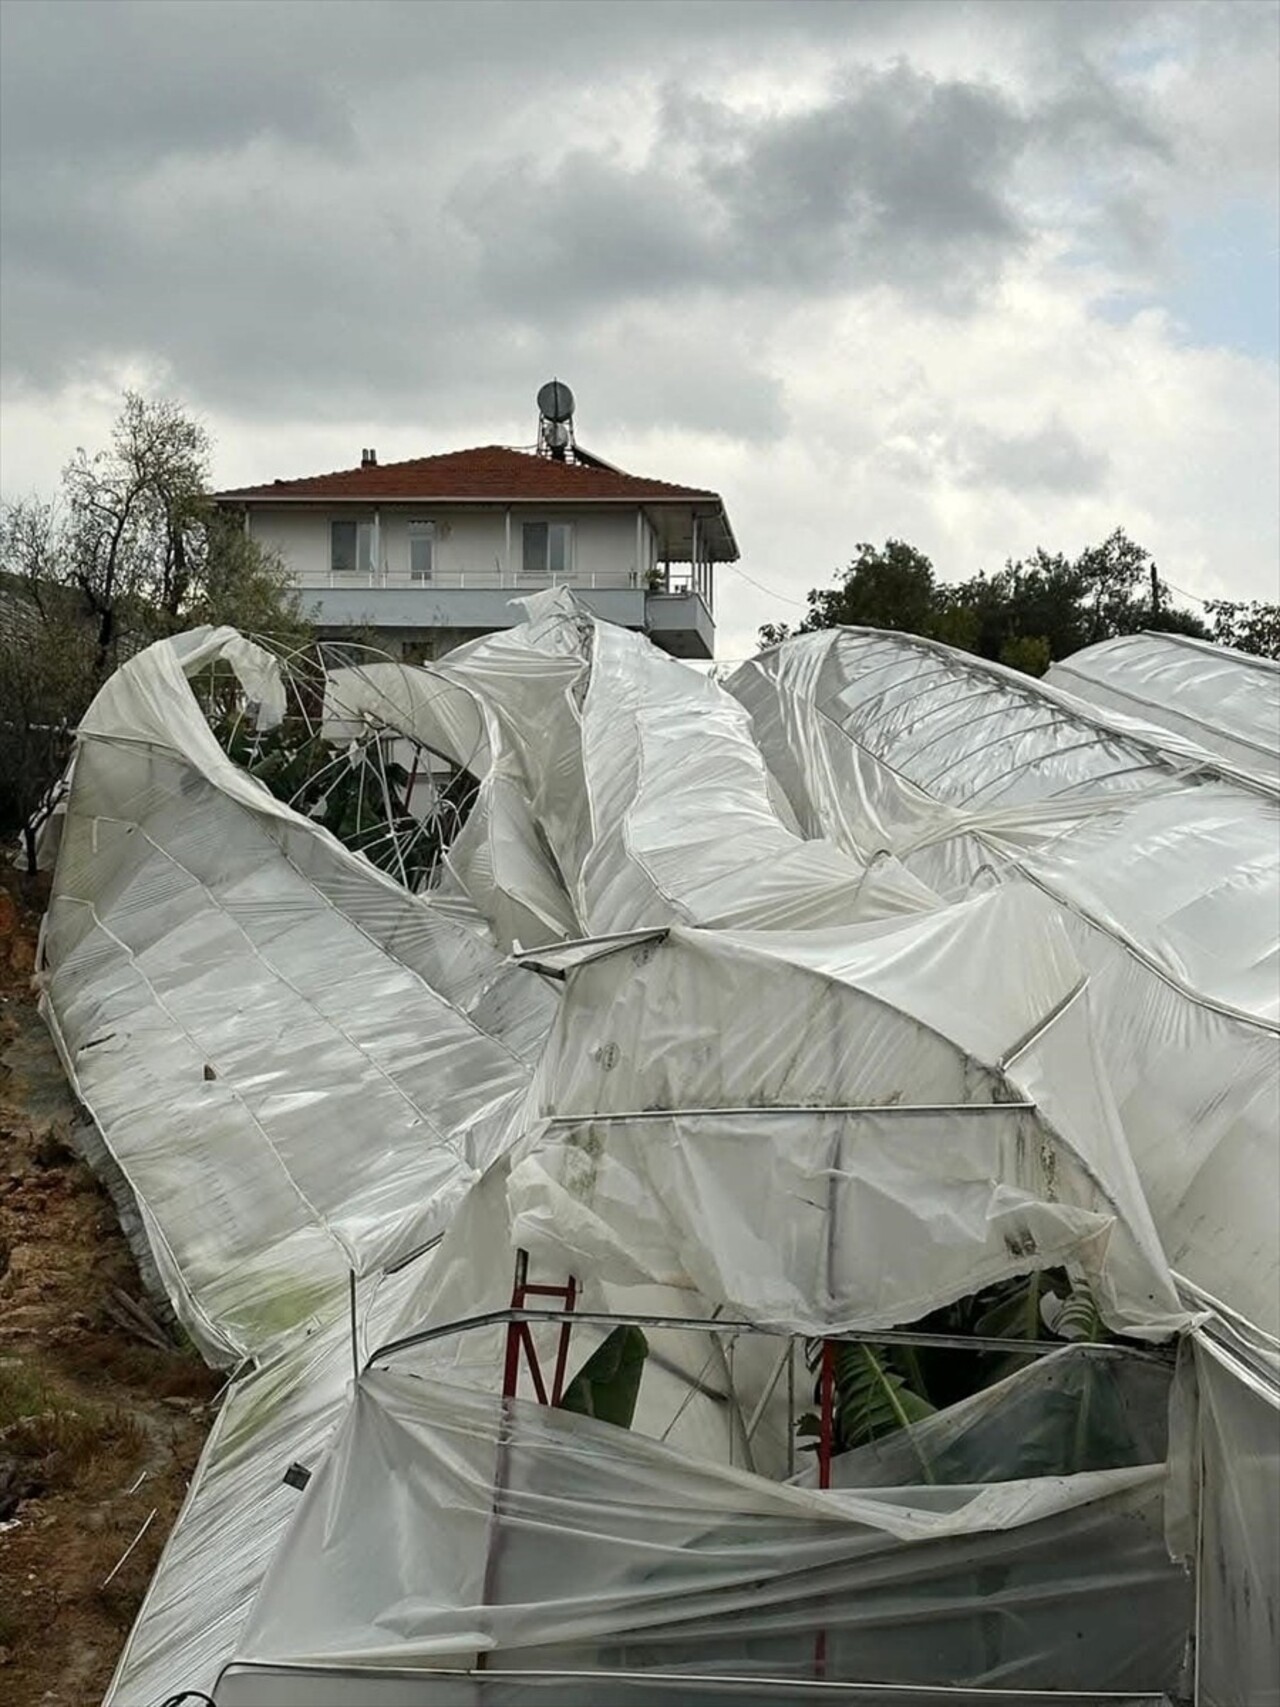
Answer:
[
  {"xmin": 557, "ymin": 1325, "xmax": 649, "ymax": 1430},
  {"xmin": 799, "ymin": 1341, "xmax": 936, "ymax": 1467}
]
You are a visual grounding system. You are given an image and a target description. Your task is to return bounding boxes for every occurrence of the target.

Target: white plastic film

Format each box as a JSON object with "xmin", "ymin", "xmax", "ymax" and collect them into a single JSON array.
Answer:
[
  {"xmin": 236, "ymin": 1371, "xmax": 1190, "ymax": 1695},
  {"xmin": 36, "ymin": 607, "xmax": 1269, "ymax": 1705},
  {"xmin": 1047, "ymin": 631, "xmax": 1280, "ymax": 786}
]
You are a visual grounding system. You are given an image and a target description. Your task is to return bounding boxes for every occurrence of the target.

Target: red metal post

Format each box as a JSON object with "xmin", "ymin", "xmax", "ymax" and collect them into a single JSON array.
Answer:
[
  {"xmin": 501, "ymin": 1254, "xmax": 577, "ymax": 1407},
  {"xmin": 550, "ymin": 1275, "xmax": 578, "ymax": 1405},
  {"xmin": 501, "ymin": 1250, "xmax": 529, "ymax": 1400},
  {"xmin": 518, "ymin": 1325, "xmax": 549, "ymax": 1405}
]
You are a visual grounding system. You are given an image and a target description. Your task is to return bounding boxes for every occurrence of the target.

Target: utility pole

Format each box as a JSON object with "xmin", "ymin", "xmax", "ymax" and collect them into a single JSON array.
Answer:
[{"xmin": 1151, "ymin": 563, "xmax": 1161, "ymax": 621}]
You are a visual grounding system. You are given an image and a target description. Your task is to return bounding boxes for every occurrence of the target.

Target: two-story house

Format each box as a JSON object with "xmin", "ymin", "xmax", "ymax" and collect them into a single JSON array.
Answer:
[{"xmin": 214, "ymin": 408, "xmax": 738, "ymax": 661}]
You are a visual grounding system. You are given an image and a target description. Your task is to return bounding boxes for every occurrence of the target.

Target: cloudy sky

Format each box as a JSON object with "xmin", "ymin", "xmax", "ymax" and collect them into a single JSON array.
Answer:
[{"xmin": 1, "ymin": 0, "xmax": 1277, "ymax": 658}]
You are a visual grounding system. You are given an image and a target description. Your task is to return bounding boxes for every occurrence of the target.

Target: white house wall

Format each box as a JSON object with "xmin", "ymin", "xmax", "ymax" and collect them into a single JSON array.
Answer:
[
  {"xmin": 248, "ymin": 507, "xmax": 331, "ymax": 582},
  {"xmin": 249, "ymin": 503, "xmax": 656, "ymax": 591}
]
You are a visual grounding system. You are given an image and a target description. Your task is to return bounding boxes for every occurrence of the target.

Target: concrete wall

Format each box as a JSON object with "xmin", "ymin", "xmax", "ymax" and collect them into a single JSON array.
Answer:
[{"xmin": 302, "ymin": 585, "xmax": 714, "ymax": 660}]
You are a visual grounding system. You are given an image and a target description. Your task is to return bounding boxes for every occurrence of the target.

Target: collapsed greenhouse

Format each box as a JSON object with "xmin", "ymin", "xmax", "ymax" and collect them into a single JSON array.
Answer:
[{"xmin": 33, "ymin": 594, "xmax": 1278, "ymax": 1705}]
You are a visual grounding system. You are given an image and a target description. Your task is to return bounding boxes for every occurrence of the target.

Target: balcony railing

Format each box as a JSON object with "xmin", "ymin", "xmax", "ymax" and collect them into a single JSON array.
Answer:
[{"xmin": 296, "ymin": 566, "xmax": 701, "ymax": 595}]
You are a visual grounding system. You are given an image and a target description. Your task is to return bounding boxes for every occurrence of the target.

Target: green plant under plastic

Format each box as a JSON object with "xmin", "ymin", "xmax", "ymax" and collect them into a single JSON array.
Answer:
[
  {"xmin": 557, "ymin": 1326, "xmax": 650, "ymax": 1431},
  {"xmin": 799, "ymin": 1271, "xmax": 1122, "ymax": 1476}
]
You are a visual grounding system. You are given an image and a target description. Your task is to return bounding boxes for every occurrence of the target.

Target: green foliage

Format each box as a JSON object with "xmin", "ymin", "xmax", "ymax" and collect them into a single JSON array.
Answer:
[
  {"xmin": 2, "ymin": 389, "xmax": 310, "ymax": 672},
  {"xmin": 216, "ymin": 708, "xmax": 472, "ymax": 893},
  {"xmin": 1044, "ymin": 1279, "xmax": 1104, "ymax": 1344},
  {"xmin": 798, "ymin": 1341, "xmax": 936, "ymax": 1458},
  {"xmin": 557, "ymin": 1325, "xmax": 649, "ymax": 1430},
  {"xmin": 998, "ymin": 633, "xmax": 1053, "ymax": 677},
  {"xmin": 1203, "ymin": 597, "xmax": 1280, "ymax": 659},
  {"xmin": 798, "ymin": 1270, "xmax": 1122, "ymax": 1472},
  {"xmin": 761, "ymin": 529, "xmax": 1213, "ymax": 675},
  {"xmin": 800, "ymin": 539, "xmax": 941, "ymax": 637},
  {"xmin": 0, "ymin": 391, "xmax": 312, "ymax": 859},
  {"xmin": 0, "ymin": 1354, "xmax": 147, "ymax": 1491},
  {"xmin": 0, "ymin": 576, "xmax": 98, "ymax": 862},
  {"xmin": 150, "ymin": 509, "xmax": 311, "ymax": 652}
]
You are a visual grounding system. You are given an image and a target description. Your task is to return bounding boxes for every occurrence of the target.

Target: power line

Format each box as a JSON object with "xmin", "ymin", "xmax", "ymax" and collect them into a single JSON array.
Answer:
[
  {"xmin": 721, "ymin": 560, "xmax": 809, "ymax": 609},
  {"xmin": 1162, "ymin": 578, "xmax": 1211, "ymax": 607}
]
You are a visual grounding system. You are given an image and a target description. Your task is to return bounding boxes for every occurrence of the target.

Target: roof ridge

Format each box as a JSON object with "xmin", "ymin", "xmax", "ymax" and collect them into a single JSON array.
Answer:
[{"xmin": 214, "ymin": 441, "xmax": 721, "ymax": 503}]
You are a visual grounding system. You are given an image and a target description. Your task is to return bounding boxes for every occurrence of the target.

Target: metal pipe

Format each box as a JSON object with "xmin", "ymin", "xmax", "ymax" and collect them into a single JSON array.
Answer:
[
  {"xmin": 366, "ymin": 1306, "xmax": 1171, "ymax": 1372},
  {"xmin": 542, "ymin": 1102, "xmax": 1037, "ymax": 1125},
  {"xmin": 348, "ymin": 1270, "xmax": 359, "ymax": 1385},
  {"xmin": 220, "ymin": 1662, "xmax": 1169, "ymax": 1701},
  {"xmin": 744, "ymin": 1340, "xmax": 792, "ymax": 1444}
]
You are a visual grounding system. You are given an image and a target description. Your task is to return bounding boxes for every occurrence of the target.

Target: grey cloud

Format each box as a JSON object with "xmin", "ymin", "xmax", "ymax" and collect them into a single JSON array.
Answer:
[
  {"xmin": 1037, "ymin": 67, "xmax": 1170, "ymax": 161},
  {"xmin": 3, "ymin": 32, "xmax": 1037, "ymax": 431},
  {"xmin": 0, "ymin": 0, "xmax": 953, "ymax": 172},
  {"xmin": 874, "ymin": 412, "xmax": 1109, "ymax": 496},
  {"xmin": 450, "ymin": 151, "xmax": 719, "ymax": 313},
  {"xmin": 0, "ymin": 0, "xmax": 1270, "ymax": 462},
  {"xmin": 702, "ymin": 68, "xmax": 1026, "ymax": 299},
  {"xmin": 0, "ymin": 133, "xmax": 786, "ymax": 452},
  {"xmin": 0, "ymin": 2, "xmax": 355, "ymax": 168},
  {"xmin": 953, "ymin": 420, "xmax": 1110, "ymax": 495},
  {"xmin": 457, "ymin": 66, "xmax": 1029, "ymax": 318},
  {"xmin": 576, "ymin": 320, "xmax": 788, "ymax": 444}
]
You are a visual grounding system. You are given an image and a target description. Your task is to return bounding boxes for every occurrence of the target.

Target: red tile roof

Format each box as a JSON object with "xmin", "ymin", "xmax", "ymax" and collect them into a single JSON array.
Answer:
[{"xmin": 216, "ymin": 445, "xmax": 721, "ymax": 505}]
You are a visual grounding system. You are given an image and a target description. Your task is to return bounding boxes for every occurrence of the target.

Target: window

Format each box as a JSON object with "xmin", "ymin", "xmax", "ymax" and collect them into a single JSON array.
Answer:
[
  {"xmin": 408, "ymin": 520, "xmax": 435, "ymax": 583},
  {"xmin": 522, "ymin": 520, "xmax": 571, "ymax": 578},
  {"xmin": 331, "ymin": 519, "xmax": 374, "ymax": 576}
]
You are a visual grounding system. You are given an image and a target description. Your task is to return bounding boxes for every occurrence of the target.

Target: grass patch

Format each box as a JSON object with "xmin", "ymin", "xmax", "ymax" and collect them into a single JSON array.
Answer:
[
  {"xmin": 67, "ymin": 1333, "xmax": 219, "ymax": 1401},
  {"xmin": 0, "ymin": 1356, "xmax": 148, "ymax": 1491},
  {"xmin": 0, "ymin": 1357, "xmax": 51, "ymax": 1428}
]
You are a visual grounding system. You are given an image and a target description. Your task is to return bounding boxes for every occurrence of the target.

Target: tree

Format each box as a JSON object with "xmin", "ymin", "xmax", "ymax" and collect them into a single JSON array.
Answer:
[
  {"xmin": 0, "ymin": 581, "xmax": 97, "ymax": 872},
  {"xmin": 760, "ymin": 529, "xmax": 1210, "ymax": 676},
  {"xmin": 1, "ymin": 391, "xmax": 311, "ymax": 865},
  {"xmin": 1203, "ymin": 599, "xmax": 1280, "ymax": 660},
  {"xmin": 3, "ymin": 391, "xmax": 309, "ymax": 678},
  {"xmin": 759, "ymin": 539, "xmax": 938, "ymax": 647},
  {"xmin": 59, "ymin": 392, "xmax": 209, "ymax": 668}
]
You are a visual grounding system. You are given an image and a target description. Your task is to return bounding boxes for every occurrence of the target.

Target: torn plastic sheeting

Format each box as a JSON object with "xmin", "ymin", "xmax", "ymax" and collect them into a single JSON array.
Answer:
[
  {"xmin": 234, "ymin": 1372, "xmax": 1190, "ymax": 1695},
  {"xmin": 726, "ymin": 623, "xmax": 1278, "ymax": 1698},
  {"xmin": 507, "ymin": 904, "xmax": 1185, "ymax": 1340},
  {"xmin": 577, "ymin": 618, "xmax": 939, "ymax": 932},
  {"xmin": 102, "ymin": 1248, "xmax": 465, "ymax": 1707},
  {"xmin": 727, "ymin": 629, "xmax": 1278, "ymax": 1016},
  {"xmin": 322, "ymin": 660, "xmax": 493, "ymax": 774},
  {"xmin": 726, "ymin": 629, "xmax": 1280, "ymax": 1340},
  {"xmin": 814, "ymin": 1343, "xmax": 1176, "ymax": 1490},
  {"xmin": 42, "ymin": 741, "xmax": 534, "ymax": 1349},
  {"xmin": 51, "ymin": 605, "xmax": 1255, "ymax": 1704},
  {"xmin": 1184, "ymin": 1332, "xmax": 1280, "ymax": 1706},
  {"xmin": 104, "ymin": 1190, "xmax": 762, "ymax": 1707},
  {"xmin": 41, "ymin": 632, "xmax": 554, "ymax": 1361},
  {"xmin": 435, "ymin": 592, "xmax": 940, "ymax": 938},
  {"xmin": 324, "ymin": 647, "xmax": 585, "ymax": 951}
]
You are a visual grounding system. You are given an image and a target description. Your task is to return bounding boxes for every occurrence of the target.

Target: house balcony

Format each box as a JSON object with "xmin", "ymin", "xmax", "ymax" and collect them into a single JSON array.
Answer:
[{"xmin": 294, "ymin": 568, "xmax": 716, "ymax": 659}]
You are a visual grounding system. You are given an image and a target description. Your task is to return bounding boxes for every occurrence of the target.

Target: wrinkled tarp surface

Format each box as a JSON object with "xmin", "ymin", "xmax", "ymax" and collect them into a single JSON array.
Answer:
[
  {"xmin": 34, "ymin": 599, "xmax": 1277, "ymax": 1705},
  {"xmin": 727, "ymin": 627, "xmax": 1280, "ymax": 1335},
  {"xmin": 239, "ymin": 1368, "xmax": 1188, "ymax": 1692},
  {"xmin": 1046, "ymin": 630, "xmax": 1280, "ymax": 786}
]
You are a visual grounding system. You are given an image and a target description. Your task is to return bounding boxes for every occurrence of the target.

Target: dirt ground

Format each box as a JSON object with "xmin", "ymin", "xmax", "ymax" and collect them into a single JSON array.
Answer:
[{"xmin": 0, "ymin": 875, "xmax": 220, "ymax": 1707}]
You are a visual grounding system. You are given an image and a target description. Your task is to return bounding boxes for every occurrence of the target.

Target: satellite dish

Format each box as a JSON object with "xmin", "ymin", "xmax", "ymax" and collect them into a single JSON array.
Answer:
[
  {"xmin": 537, "ymin": 380, "xmax": 575, "ymax": 424},
  {"xmin": 545, "ymin": 420, "xmax": 570, "ymax": 449}
]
